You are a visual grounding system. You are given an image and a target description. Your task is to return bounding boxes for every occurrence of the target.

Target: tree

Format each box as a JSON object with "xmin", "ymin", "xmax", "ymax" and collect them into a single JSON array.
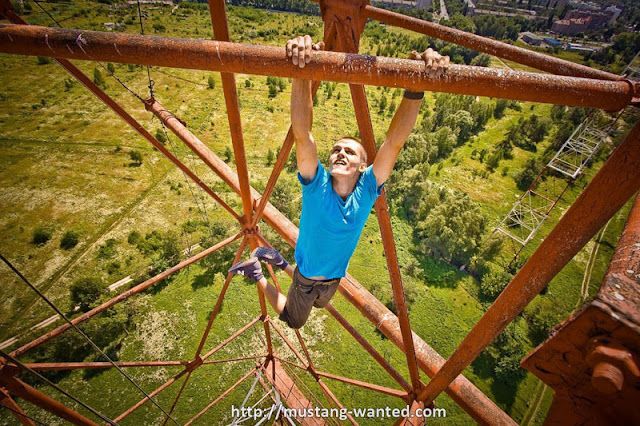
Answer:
[
  {"xmin": 93, "ymin": 68, "xmax": 106, "ymax": 89},
  {"xmin": 268, "ymin": 85, "xmax": 278, "ymax": 98},
  {"xmin": 60, "ymin": 230, "xmax": 79, "ymax": 250},
  {"xmin": 37, "ymin": 56, "xmax": 52, "ymax": 65},
  {"xmin": 208, "ymin": 76, "xmax": 215, "ymax": 89},
  {"xmin": 494, "ymin": 99, "xmax": 509, "ymax": 119},
  {"xmin": 32, "ymin": 225, "xmax": 54, "ymax": 246},
  {"xmin": 378, "ymin": 95, "xmax": 387, "ymax": 114},
  {"xmin": 266, "ymin": 148, "xmax": 275, "ymax": 166},
  {"xmin": 470, "ymin": 53, "xmax": 491, "ymax": 67},
  {"xmin": 107, "ymin": 63, "xmax": 115, "ymax": 74},
  {"xmin": 70, "ymin": 277, "xmax": 106, "ymax": 312},
  {"xmin": 415, "ymin": 188, "xmax": 486, "ymax": 265},
  {"xmin": 224, "ymin": 146, "xmax": 234, "ymax": 163},
  {"xmin": 129, "ymin": 150, "xmax": 143, "ymax": 165},
  {"xmin": 479, "ymin": 262, "xmax": 513, "ymax": 299},
  {"xmin": 514, "ymin": 158, "xmax": 541, "ymax": 191},
  {"xmin": 155, "ymin": 128, "xmax": 167, "ymax": 144}
]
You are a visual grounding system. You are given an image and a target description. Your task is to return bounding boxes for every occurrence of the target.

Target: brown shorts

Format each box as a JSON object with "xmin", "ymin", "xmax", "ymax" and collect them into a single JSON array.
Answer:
[{"xmin": 278, "ymin": 267, "xmax": 340, "ymax": 329}]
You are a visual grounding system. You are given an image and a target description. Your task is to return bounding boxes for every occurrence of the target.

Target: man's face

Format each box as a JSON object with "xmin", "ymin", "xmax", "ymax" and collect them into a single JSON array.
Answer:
[{"xmin": 328, "ymin": 139, "xmax": 367, "ymax": 178}]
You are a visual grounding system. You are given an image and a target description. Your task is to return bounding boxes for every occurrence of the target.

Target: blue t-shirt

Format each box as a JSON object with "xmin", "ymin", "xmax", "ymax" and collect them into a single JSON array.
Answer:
[{"xmin": 294, "ymin": 160, "xmax": 384, "ymax": 279}]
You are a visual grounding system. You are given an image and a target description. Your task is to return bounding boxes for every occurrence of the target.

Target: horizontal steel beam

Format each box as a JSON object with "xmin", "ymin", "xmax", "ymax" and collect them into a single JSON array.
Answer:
[
  {"xmin": 0, "ymin": 24, "xmax": 635, "ymax": 111},
  {"xmin": 363, "ymin": 4, "xmax": 621, "ymax": 81}
]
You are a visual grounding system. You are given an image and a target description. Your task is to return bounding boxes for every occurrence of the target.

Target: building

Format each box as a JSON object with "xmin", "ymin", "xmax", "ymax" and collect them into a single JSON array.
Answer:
[
  {"xmin": 543, "ymin": 37, "xmax": 563, "ymax": 48},
  {"xmin": 565, "ymin": 43, "xmax": 596, "ymax": 53},
  {"xmin": 551, "ymin": 17, "xmax": 591, "ymax": 35},
  {"xmin": 522, "ymin": 32, "xmax": 543, "ymax": 46}
]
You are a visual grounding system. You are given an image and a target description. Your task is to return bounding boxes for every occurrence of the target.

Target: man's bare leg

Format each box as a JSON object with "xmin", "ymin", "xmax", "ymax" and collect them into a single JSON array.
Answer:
[{"xmin": 256, "ymin": 277, "xmax": 287, "ymax": 314}]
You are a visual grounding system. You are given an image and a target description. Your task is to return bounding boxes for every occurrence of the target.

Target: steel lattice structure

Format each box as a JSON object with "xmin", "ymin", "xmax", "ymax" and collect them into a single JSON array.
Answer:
[{"xmin": 1, "ymin": 0, "xmax": 639, "ymax": 424}]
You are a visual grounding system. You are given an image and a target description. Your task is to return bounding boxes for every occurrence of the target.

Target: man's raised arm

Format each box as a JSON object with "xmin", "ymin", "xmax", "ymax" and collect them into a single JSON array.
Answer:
[
  {"xmin": 287, "ymin": 35, "xmax": 324, "ymax": 182},
  {"xmin": 373, "ymin": 48, "xmax": 449, "ymax": 187}
]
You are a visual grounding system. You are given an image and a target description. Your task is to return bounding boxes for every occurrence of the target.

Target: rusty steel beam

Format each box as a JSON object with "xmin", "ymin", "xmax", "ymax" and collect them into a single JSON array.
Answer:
[
  {"xmin": 417, "ymin": 121, "xmax": 640, "ymax": 405},
  {"xmin": 208, "ymin": 0, "xmax": 254, "ymax": 223},
  {"xmin": 335, "ymin": 23, "xmax": 422, "ymax": 394},
  {"xmin": 0, "ymin": 388, "xmax": 36, "ymax": 426},
  {"xmin": 363, "ymin": 4, "xmax": 621, "ymax": 81},
  {"xmin": 0, "ymin": 10, "xmax": 240, "ymax": 222},
  {"xmin": 260, "ymin": 359, "xmax": 327, "ymax": 426},
  {"xmin": 0, "ymin": 374, "xmax": 97, "ymax": 426},
  {"xmin": 314, "ymin": 370, "xmax": 408, "ymax": 400},
  {"xmin": 316, "ymin": 378, "xmax": 358, "ymax": 425},
  {"xmin": 146, "ymin": 99, "xmax": 299, "ymax": 247},
  {"xmin": 521, "ymin": 193, "xmax": 640, "ymax": 424},
  {"xmin": 272, "ymin": 355, "xmax": 307, "ymax": 372},
  {"xmin": 7, "ymin": 361, "xmax": 187, "ymax": 372},
  {"xmin": 185, "ymin": 366, "xmax": 259, "ymax": 426},
  {"xmin": 202, "ymin": 354, "xmax": 267, "ymax": 365},
  {"xmin": 161, "ymin": 371, "xmax": 191, "ymax": 426},
  {"xmin": 10, "ymin": 233, "xmax": 242, "ymax": 358},
  {"xmin": 267, "ymin": 319, "xmax": 310, "ymax": 369},
  {"xmin": 146, "ymin": 102, "xmax": 513, "ymax": 423},
  {"xmin": 0, "ymin": 24, "xmax": 635, "ymax": 111}
]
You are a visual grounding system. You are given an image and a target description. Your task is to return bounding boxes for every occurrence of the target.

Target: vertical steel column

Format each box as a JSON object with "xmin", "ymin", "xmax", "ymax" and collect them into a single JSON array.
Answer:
[
  {"xmin": 418, "ymin": 121, "xmax": 640, "ymax": 404},
  {"xmin": 208, "ymin": 0, "xmax": 275, "ymax": 360},
  {"xmin": 208, "ymin": 0, "xmax": 254, "ymax": 223},
  {"xmin": 0, "ymin": 374, "xmax": 97, "ymax": 426},
  {"xmin": 334, "ymin": 20, "xmax": 422, "ymax": 394},
  {"xmin": 0, "ymin": 387, "xmax": 36, "ymax": 426}
]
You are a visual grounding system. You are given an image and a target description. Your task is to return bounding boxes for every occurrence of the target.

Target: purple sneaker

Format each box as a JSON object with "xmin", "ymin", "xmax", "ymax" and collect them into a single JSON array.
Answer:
[
  {"xmin": 228, "ymin": 257, "xmax": 264, "ymax": 282},
  {"xmin": 252, "ymin": 247, "xmax": 288, "ymax": 271}
]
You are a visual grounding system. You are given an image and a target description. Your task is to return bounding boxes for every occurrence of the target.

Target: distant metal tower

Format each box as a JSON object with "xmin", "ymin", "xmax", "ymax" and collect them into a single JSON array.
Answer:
[{"xmin": 495, "ymin": 52, "xmax": 639, "ymax": 262}]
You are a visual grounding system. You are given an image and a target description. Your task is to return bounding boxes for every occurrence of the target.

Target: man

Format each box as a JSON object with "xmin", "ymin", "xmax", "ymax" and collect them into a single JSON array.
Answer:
[{"xmin": 230, "ymin": 35, "xmax": 449, "ymax": 329}]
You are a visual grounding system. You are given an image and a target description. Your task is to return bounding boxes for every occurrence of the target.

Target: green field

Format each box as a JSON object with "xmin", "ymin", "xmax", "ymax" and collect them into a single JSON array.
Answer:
[{"xmin": 0, "ymin": 2, "xmax": 635, "ymax": 425}]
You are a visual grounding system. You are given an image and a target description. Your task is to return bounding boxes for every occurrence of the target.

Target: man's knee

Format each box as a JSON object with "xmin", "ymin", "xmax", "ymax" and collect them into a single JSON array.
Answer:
[{"xmin": 279, "ymin": 308, "xmax": 308, "ymax": 329}]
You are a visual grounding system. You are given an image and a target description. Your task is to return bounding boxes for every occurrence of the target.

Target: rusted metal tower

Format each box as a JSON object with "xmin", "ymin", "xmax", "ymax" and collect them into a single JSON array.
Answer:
[{"xmin": 0, "ymin": 0, "xmax": 639, "ymax": 424}]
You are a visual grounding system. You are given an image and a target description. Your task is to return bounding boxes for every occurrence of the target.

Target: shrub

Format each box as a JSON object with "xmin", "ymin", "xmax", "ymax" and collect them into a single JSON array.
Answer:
[
  {"xmin": 32, "ymin": 225, "xmax": 54, "ymax": 245},
  {"xmin": 129, "ymin": 150, "xmax": 143, "ymax": 165},
  {"xmin": 60, "ymin": 230, "xmax": 79, "ymax": 250},
  {"xmin": 97, "ymin": 239, "xmax": 118, "ymax": 259},
  {"xmin": 93, "ymin": 68, "xmax": 106, "ymax": 88},
  {"xmin": 37, "ymin": 56, "xmax": 52, "ymax": 65},
  {"xmin": 208, "ymin": 76, "xmax": 215, "ymax": 89},
  {"xmin": 155, "ymin": 128, "xmax": 167, "ymax": 144},
  {"xmin": 70, "ymin": 277, "xmax": 106, "ymax": 312}
]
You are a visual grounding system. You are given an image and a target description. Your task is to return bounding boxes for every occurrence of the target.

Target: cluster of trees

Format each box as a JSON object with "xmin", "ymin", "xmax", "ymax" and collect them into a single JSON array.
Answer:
[
  {"xmin": 128, "ymin": 230, "xmax": 181, "ymax": 274},
  {"xmin": 388, "ymin": 170, "xmax": 486, "ymax": 267},
  {"xmin": 587, "ymin": 32, "xmax": 640, "ymax": 73},
  {"xmin": 266, "ymin": 76, "xmax": 287, "ymax": 98},
  {"xmin": 486, "ymin": 114, "xmax": 551, "ymax": 173},
  {"xmin": 226, "ymin": 0, "xmax": 320, "ymax": 16}
]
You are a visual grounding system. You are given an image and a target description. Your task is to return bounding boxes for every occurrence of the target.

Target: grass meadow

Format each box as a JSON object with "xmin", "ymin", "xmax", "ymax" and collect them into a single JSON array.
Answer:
[{"xmin": 0, "ymin": 2, "xmax": 634, "ymax": 425}]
